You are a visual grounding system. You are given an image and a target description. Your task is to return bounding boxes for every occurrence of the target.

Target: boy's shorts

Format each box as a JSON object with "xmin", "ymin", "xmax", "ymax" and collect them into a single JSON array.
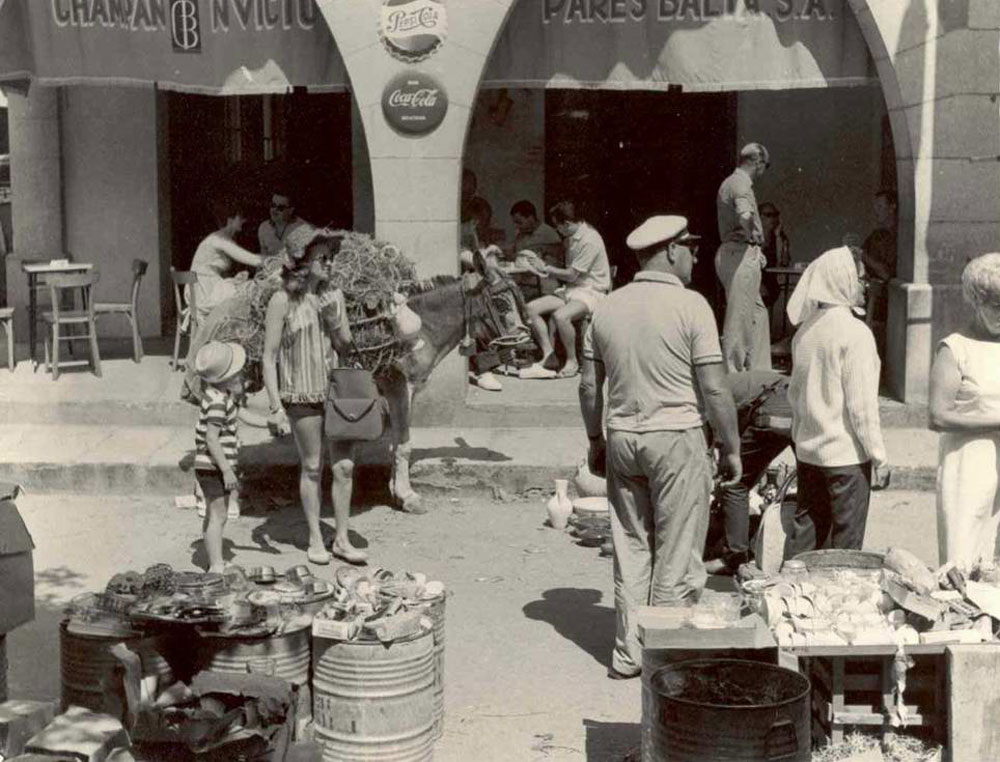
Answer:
[{"xmin": 195, "ymin": 469, "xmax": 230, "ymax": 502}]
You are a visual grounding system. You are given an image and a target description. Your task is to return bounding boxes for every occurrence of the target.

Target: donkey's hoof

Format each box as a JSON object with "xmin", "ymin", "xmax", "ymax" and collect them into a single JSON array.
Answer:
[{"xmin": 399, "ymin": 492, "xmax": 427, "ymax": 515}]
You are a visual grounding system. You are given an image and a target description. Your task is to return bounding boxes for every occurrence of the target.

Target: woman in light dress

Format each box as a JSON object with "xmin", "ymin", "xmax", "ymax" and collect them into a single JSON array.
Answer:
[
  {"xmin": 930, "ymin": 253, "xmax": 1000, "ymax": 570},
  {"xmin": 189, "ymin": 200, "xmax": 264, "ymax": 324}
]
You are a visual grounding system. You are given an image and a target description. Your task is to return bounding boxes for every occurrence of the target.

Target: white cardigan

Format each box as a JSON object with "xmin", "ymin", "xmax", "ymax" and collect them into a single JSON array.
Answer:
[{"xmin": 788, "ymin": 307, "xmax": 887, "ymax": 469}]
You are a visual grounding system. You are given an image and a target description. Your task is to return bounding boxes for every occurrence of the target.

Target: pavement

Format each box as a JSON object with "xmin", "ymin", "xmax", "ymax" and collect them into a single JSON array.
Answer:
[
  {"xmin": 5, "ymin": 488, "xmax": 942, "ymax": 762},
  {"xmin": 0, "ymin": 341, "xmax": 940, "ymax": 497}
]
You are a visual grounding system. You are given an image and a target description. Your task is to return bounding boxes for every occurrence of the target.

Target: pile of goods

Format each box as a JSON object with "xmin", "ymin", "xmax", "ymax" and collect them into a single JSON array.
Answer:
[
  {"xmin": 65, "ymin": 564, "xmax": 332, "ymax": 638},
  {"xmin": 740, "ymin": 548, "xmax": 1000, "ymax": 648},
  {"xmin": 323, "ymin": 231, "xmax": 420, "ymax": 377},
  {"xmin": 205, "ymin": 230, "xmax": 421, "ymax": 391},
  {"xmin": 312, "ymin": 566, "xmax": 444, "ymax": 642}
]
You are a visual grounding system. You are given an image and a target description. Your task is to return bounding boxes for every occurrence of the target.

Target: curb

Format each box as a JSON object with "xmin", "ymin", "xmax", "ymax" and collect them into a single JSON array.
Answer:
[{"xmin": 0, "ymin": 460, "xmax": 937, "ymax": 497}]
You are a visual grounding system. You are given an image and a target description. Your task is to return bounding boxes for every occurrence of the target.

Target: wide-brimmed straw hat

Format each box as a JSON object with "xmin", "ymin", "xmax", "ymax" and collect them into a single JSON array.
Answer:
[{"xmin": 194, "ymin": 341, "xmax": 247, "ymax": 384}]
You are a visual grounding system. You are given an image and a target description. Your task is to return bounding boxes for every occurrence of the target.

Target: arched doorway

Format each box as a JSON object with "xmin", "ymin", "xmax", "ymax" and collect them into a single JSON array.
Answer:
[{"xmin": 460, "ymin": 0, "xmax": 915, "ymax": 404}]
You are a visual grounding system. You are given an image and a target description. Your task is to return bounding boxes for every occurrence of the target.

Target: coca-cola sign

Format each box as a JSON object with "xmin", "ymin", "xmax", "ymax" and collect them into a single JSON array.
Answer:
[
  {"xmin": 380, "ymin": 0, "xmax": 447, "ymax": 62},
  {"xmin": 382, "ymin": 72, "xmax": 449, "ymax": 135}
]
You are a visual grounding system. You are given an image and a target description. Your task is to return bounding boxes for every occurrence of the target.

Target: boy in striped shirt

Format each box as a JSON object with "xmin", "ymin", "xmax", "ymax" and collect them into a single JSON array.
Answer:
[{"xmin": 193, "ymin": 341, "xmax": 247, "ymax": 574}]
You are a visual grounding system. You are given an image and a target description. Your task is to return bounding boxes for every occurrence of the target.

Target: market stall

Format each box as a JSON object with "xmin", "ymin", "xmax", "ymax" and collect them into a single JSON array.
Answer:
[
  {"xmin": 638, "ymin": 549, "xmax": 1000, "ymax": 761},
  {"xmin": 0, "ymin": 563, "xmax": 446, "ymax": 762}
]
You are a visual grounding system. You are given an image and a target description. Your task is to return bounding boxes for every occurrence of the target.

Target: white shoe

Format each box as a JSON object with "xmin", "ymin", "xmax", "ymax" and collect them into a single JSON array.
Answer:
[
  {"xmin": 474, "ymin": 372, "xmax": 503, "ymax": 392},
  {"xmin": 519, "ymin": 364, "xmax": 558, "ymax": 380}
]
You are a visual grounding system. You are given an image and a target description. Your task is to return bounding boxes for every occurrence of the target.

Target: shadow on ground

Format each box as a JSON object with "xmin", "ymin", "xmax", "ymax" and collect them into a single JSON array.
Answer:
[
  {"xmin": 584, "ymin": 719, "xmax": 640, "ymax": 762},
  {"xmin": 412, "ymin": 437, "xmax": 511, "ymax": 464},
  {"xmin": 522, "ymin": 588, "xmax": 615, "ymax": 669}
]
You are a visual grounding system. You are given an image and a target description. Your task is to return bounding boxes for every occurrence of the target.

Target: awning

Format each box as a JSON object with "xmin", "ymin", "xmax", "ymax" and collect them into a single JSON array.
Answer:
[
  {"xmin": 483, "ymin": 0, "xmax": 876, "ymax": 92},
  {"xmin": 0, "ymin": 0, "xmax": 349, "ymax": 95}
]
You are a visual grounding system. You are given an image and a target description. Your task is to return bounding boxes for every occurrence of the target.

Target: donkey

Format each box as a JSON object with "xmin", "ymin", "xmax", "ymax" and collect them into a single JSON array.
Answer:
[
  {"xmin": 380, "ymin": 251, "xmax": 528, "ymax": 513},
  {"xmin": 184, "ymin": 249, "xmax": 528, "ymax": 514}
]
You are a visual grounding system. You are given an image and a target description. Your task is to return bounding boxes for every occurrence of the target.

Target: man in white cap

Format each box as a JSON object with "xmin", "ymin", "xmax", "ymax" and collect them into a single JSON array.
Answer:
[
  {"xmin": 716, "ymin": 143, "xmax": 773, "ymax": 372},
  {"xmin": 580, "ymin": 215, "xmax": 742, "ymax": 679}
]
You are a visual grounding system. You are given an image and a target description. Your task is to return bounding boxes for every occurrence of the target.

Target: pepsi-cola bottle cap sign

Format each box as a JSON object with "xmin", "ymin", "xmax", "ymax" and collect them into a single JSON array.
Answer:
[
  {"xmin": 379, "ymin": 0, "xmax": 447, "ymax": 63},
  {"xmin": 381, "ymin": 72, "xmax": 449, "ymax": 136}
]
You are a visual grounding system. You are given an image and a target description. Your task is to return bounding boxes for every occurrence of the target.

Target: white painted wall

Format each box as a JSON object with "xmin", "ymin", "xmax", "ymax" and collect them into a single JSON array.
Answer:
[
  {"xmin": 737, "ymin": 85, "xmax": 885, "ymax": 264},
  {"xmin": 62, "ymin": 86, "xmax": 161, "ymax": 337}
]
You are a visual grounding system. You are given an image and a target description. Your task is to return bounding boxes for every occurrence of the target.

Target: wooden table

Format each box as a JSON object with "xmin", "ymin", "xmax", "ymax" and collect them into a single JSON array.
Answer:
[{"xmin": 22, "ymin": 260, "xmax": 94, "ymax": 369}]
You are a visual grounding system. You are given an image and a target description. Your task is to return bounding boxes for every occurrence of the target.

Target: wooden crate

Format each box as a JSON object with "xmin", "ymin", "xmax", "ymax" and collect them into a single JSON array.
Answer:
[{"xmin": 804, "ymin": 652, "xmax": 947, "ymax": 747}]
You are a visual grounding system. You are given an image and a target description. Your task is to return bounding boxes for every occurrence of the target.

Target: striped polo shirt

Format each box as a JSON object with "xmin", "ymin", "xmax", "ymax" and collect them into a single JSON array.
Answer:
[{"xmin": 194, "ymin": 386, "xmax": 240, "ymax": 473}]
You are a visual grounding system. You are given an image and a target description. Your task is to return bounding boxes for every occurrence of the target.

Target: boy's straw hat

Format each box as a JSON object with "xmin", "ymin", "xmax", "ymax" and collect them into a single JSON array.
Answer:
[{"xmin": 195, "ymin": 341, "xmax": 246, "ymax": 384}]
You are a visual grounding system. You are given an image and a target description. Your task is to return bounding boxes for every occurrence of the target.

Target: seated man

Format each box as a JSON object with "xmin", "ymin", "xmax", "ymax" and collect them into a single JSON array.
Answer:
[
  {"xmin": 524, "ymin": 200, "xmax": 612, "ymax": 378},
  {"xmin": 705, "ymin": 369, "xmax": 793, "ymax": 574},
  {"xmin": 508, "ymin": 200, "xmax": 563, "ymax": 299}
]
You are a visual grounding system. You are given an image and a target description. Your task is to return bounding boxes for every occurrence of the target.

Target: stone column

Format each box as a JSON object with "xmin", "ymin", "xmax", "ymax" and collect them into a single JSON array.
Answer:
[
  {"xmin": 315, "ymin": 0, "xmax": 514, "ymax": 422},
  {"xmin": 4, "ymin": 85, "xmax": 64, "ymax": 344},
  {"xmin": 854, "ymin": 0, "xmax": 1000, "ymax": 402}
]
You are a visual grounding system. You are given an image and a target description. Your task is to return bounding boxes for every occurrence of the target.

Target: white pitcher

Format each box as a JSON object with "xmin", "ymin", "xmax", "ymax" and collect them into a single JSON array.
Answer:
[{"xmin": 546, "ymin": 479, "xmax": 573, "ymax": 530}]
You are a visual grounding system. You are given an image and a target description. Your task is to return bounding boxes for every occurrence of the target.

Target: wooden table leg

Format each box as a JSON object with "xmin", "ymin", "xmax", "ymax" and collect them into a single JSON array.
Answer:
[{"xmin": 27, "ymin": 273, "xmax": 37, "ymax": 370}]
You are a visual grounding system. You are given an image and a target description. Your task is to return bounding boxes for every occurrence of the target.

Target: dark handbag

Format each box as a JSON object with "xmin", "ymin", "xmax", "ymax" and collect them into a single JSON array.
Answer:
[{"xmin": 324, "ymin": 363, "xmax": 387, "ymax": 442}]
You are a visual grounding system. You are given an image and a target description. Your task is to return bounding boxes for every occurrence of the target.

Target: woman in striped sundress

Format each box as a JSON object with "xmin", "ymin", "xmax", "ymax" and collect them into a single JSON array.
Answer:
[{"xmin": 262, "ymin": 225, "xmax": 368, "ymax": 566}]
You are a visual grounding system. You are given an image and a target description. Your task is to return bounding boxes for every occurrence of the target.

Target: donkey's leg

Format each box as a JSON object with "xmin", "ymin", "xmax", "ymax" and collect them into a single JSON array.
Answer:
[{"xmin": 386, "ymin": 375, "xmax": 426, "ymax": 514}]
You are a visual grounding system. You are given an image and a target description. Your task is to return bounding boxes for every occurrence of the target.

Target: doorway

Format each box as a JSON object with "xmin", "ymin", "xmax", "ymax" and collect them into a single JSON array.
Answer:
[
  {"xmin": 164, "ymin": 90, "xmax": 354, "ymax": 271},
  {"xmin": 544, "ymin": 89, "xmax": 738, "ymax": 304}
]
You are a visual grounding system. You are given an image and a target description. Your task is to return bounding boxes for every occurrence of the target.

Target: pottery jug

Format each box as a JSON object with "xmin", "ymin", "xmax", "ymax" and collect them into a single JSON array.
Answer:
[{"xmin": 546, "ymin": 479, "xmax": 573, "ymax": 530}]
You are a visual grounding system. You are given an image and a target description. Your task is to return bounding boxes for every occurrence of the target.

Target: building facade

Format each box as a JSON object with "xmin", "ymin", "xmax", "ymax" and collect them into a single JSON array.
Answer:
[{"xmin": 2, "ymin": 0, "xmax": 998, "ymax": 415}]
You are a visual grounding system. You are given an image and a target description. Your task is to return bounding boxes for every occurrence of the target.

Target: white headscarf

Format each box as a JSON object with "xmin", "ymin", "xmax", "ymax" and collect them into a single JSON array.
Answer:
[{"xmin": 785, "ymin": 246, "xmax": 863, "ymax": 327}]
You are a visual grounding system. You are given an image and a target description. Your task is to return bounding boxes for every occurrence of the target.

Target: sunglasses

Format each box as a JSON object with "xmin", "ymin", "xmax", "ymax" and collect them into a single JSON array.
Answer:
[
  {"xmin": 271, "ymin": 203, "xmax": 290, "ymax": 210},
  {"xmin": 761, "ymin": 211, "xmax": 780, "ymax": 218}
]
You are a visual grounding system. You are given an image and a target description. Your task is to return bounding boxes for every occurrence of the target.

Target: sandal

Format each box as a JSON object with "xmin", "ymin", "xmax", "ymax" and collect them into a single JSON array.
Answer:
[
  {"xmin": 307, "ymin": 548, "xmax": 332, "ymax": 566},
  {"xmin": 555, "ymin": 366, "xmax": 580, "ymax": 379},
  {"xmin": 332, "ymin": 543, "xmax": 368, "ymax": 566}
]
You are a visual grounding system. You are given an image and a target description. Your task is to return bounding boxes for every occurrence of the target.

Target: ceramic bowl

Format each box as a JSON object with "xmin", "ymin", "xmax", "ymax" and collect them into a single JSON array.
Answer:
[{"xmin": 572, "ymin": 496, "xmax": 610, "ymax": 519}]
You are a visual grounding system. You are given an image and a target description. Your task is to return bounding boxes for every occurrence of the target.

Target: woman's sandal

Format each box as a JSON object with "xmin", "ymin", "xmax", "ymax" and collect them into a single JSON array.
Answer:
[
  {"xmin": 332, "ymin": 543, "xmax": 369, "ymax": 566},
  {"xmin": 307, "ymin": 548, "xmax": 332, "ymax": 566}
]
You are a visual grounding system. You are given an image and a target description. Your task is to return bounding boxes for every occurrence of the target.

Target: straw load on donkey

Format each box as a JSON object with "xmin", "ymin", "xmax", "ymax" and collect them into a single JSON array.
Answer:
[{"xmin": 183, "ymin": 231, "xmax": 531, "ymax": 513}]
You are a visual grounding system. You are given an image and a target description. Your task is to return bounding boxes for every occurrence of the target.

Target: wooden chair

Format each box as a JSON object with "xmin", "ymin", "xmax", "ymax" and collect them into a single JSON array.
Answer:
[
  {"xmin": 42, "ymin": 271, "xmax": 102, "ymax": 380},
  {"xmin": 0, "ymin": 306, "xmax": 14, "ymax": 371},
  {"xmin": 170, "ymin": 268, "xmax": 199, "ymax": 371},
  {"xmin": 94, "ymin": 259, "xmax": 148, "ymax": 363}
]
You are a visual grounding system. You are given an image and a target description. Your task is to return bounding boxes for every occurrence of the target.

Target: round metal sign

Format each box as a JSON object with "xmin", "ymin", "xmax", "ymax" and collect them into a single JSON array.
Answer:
[
  {"xmin": 379, "ymin": 0, "xmax": 447, "ymax": 63},
  {"xmin": 382, "ymin": 72, "xmax": 448, "ymax": 136}
]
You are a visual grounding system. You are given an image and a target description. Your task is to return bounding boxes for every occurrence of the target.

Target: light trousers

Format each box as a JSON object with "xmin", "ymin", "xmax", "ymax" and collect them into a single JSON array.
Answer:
[
  {"xmin": 937, "ymin": 432, "xmax": 1000, "ymax": 570},
  {"xmin": 607, "ymin": 427, "xmax": 713, "ymax": 675}
]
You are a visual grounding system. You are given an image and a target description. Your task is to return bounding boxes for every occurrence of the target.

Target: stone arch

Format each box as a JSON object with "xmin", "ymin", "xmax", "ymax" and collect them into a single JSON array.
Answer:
[{"xmin": 471, "ymin": 0, "xmax": 921, "ymax": 285}]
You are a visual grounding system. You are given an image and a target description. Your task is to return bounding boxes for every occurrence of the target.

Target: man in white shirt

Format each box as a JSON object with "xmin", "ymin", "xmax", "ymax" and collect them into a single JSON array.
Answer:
[
  {"xmin": 258, "ymin": 190, "xmax": 306, "ymax": 258},
  {"xmin": 524, "ymin": 200, "xmax": 611, "ymax": 379}
]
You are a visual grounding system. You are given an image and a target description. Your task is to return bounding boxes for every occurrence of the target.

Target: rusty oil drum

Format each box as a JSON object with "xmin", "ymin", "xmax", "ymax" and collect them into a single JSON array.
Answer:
[
  {"xmin": 420, "ymin": 593, "xmax": 446, "ymax": 740},
  {"xmin": 650, "ymin": 658, "xmax": 811, "ymax": 762},
  {"xmin": 60, "ymin": 622, "xmax": 175, "ymax": 713},
  {"xmin": 313, "ymin": 629, "xmax": 435, "ymax": 762}
]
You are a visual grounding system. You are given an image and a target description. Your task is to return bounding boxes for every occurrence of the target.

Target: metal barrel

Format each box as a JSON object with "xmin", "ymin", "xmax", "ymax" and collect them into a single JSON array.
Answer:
[
  {"xmin": 313, "ymin": 630, "xmax": 435, "ymax": 762},
  {"xmin": 196, "ymin": 624, "xmax": 313, "ymax": 721},
  {"xmin": 59, "ymin": 622, "xmax": 174, "ymax": 714},
  {"xmin": 420, "ymin": 595, "xmax": 446, "ymax": 740},
  {"xmin": 649, "ymin": 659, "xmax": 811, "ymax": 762}
]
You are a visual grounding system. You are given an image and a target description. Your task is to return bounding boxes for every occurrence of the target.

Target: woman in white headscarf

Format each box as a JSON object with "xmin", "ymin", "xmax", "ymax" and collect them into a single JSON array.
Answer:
[
  {"xmin": 930, "ymin": 253, "xmax": 1000, "ymax": 571},
  {"xmin": 784, "ymin": 247, "xmax": 890, "ymax": 557}
]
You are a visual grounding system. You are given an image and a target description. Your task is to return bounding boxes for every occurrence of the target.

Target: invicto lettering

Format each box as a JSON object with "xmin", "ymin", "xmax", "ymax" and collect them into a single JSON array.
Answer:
[
  {"xmin": 210, "ymin": 0, "xmax": 317, "ymax": 33},
  {"xmin": 51, "ymin": 0, "xmax": 170, "ymax": 30}
]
